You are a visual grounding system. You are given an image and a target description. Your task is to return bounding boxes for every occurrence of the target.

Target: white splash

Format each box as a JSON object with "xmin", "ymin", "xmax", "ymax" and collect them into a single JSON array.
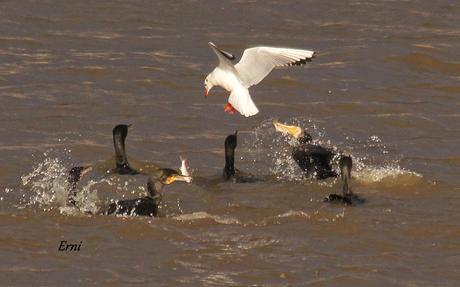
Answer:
[
  {"xmin": 20, "ymin": 151, "xmax": 103, "ymax": 214},
  {"xmin": 242, "ymin": 117, "xmax": 423, "ymax": 185},
  {"xmin": 21, "ymin": 156, "xmax": 69, "ymax": 211}
]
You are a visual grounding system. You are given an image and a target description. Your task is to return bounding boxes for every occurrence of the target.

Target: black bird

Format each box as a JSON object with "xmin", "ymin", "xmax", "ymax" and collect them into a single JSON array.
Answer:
[
  {"xmin": 67, "ymin": 124, "xmax": 191, "ymax": 205},
  {"xmin": 67, "ymin": 125, "xmax": 162, "ymax": 201},
  {"xmin": 69, "ymin": 124, "xmax": 161, "ymax": 177},
  {"xmin": 223, "ymin": 131, "xmax": 259, "ymax": 183},
  {"xmin": 104, "ymin": 168, "xmax": 189, "ymax": 217},
  {"xmin": 274, "ymin": 121, "xmax": 363, "ymax": 205},
  {"xmin": 68, "ymin": 168, "xmax": 189, "ymax": 217},
  {"xmin": 111, "ymin": 124, "xmax": 139, "ymax": 175}
]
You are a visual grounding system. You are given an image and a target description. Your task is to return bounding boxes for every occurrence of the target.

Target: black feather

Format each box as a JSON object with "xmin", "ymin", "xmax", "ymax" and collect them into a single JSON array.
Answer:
[
  {"xmin": 287, "ymin": 57, "xmax": 313, "ymax": 66},
  {"xmin": 218, "ymin": 48, "xmax": 235, "ymax": 61}
]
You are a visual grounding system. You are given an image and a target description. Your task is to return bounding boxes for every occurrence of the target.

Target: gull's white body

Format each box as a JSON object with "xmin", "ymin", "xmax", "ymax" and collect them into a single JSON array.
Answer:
[
  {"xmin": 211, "ymin": 67, "xmax": 240, "ymax": 92},
  {"xmin": 205, "ymin": 42, "xmax": 315, "ymax": 117}
]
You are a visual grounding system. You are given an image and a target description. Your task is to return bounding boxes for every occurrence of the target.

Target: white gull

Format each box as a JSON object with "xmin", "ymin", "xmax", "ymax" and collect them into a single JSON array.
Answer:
[{"xmin": 204, "ymin": 42, "xmax": 315, "ymax": 117}]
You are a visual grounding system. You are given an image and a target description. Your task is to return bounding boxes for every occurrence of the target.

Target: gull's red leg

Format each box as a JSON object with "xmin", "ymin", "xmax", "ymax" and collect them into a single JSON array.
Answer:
[{"xmin": 224, "ymin": 102, "xmax": 237, "ymax": 115}]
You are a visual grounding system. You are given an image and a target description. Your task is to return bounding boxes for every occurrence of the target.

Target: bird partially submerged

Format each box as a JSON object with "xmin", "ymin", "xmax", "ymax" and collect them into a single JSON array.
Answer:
[
  {"xmin": 273, "ymin": 121, "xmax": 364, "ymax": 205},
  {"xmin": 104, "ymin": 168, "xmax": 189, "ymax": 217},
  {"xmin": 204, "ymin": 42, "xmax": 315, "ymax": 117},
  {"xmin": 223, "ymin": 131, "xmax": 259, "ymax": 183},
  {"xmin": 67, "ymin": 125, "xmax": 156, "ymax": 186},
  {"xmin": 69, "ymin": 168, "xmax": 189, "ymax": 217}
]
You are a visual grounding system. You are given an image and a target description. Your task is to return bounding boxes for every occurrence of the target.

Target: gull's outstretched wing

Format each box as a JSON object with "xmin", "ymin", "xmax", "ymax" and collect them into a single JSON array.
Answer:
[
  {"xmin": 208, "ymin": 42, "xmax": 236, "ymax": 69},
  {"xmin": 235, "ymin": 47, "xmax": 315, "ymax": 88}
]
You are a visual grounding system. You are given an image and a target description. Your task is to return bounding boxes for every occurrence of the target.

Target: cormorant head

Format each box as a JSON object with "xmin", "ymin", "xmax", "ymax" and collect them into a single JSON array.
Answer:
[
  {"xmin": 113, "ymin": 124, "xmax": 131, "ymax": 141},
  {"xmin": 112, "ymin": 124, "xmax": 132, "ymax": 170},
  {"xmin": 159, "ymin": 168, "xmax": 191, "ymax": 185},
  {"xmin": 225, "ymin": 131, "xmax": 238, "ymax": 150},
  {"xmin": 67, "ymin": 166, "xmax": 92, "ymax": 189},
  {"xmin": 204, "ymin": 73, "xmax": 215, "ymax": 97},
  {"xmin": 298, "ymin": 130, "xmax": 313, "ymax": 144}
]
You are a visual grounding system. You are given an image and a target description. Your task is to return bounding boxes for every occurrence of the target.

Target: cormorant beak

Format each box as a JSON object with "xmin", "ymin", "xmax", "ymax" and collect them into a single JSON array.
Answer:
[
  {"xmin": 164, "ymin": 174, "xmax": 191, "ymax": 185},
  {"xmin": 80, "ymin": 166, "xmax": 93, "ymax": 177},
  {"xmin": 273, "ymin": 121, "xmax": 304, "ymax": 139},
  {"xmin": 234, "ymin": 130, "xmax": 238, "ymax": 136}
]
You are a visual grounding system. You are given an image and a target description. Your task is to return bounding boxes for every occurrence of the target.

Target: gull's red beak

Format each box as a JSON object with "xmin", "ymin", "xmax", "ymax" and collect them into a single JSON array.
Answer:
[{"xmin": 204, "ymin": 88, "xmax": 208, "ymax": 98}]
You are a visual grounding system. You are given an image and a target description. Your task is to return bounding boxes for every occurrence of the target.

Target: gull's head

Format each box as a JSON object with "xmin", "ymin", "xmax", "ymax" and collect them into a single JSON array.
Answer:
[{"xmin": 204, "ymin": 74, "xmax": 214, "ymax": 97}]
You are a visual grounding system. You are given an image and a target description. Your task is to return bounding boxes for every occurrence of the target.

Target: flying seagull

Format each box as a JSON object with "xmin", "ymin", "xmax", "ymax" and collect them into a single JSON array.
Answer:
[{"xmin": 204, "ymin": 42, "xmax": 315, "ymax": 117}]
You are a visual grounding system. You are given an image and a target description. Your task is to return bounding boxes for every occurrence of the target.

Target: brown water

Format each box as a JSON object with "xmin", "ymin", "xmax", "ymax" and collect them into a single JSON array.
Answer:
[{"xmin": 1, "ymin": 0, "xmax": 460, "ymax": 286}]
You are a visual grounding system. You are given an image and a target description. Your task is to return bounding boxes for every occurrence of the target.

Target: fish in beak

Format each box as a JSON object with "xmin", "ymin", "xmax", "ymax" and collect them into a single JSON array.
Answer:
[
  {"xmin": 164, "ymin": 173, "xmax": 191, "ymax": 185},
  {"xmin": 273, "ymin": 120, "xmax": 304, "ymax": 139},
  {"xmin": 179, "ymin": 156, "xmax": 193, "ymax": 183}
]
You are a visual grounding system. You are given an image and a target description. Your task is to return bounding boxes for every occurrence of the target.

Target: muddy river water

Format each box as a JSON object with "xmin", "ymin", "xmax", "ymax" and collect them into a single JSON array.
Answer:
[{"xmin": 1, "ymin": 1, "xmax": 459, "ymax": 286}]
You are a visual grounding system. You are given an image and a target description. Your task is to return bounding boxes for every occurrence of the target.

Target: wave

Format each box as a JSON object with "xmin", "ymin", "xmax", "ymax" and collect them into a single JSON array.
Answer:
[
  {"xmin": 170, "ymin": 209, "xmax": 348, "ymax": 227},
  {"xmin": 171, "ymin": 211, "xmax": 240, "ymax": 225},
  {"xmin": 386, "ymin": 53, "xmax": 460, "ymax": 76},
  {"xmin": 354, "ymin": 166, "xmax": 422, "ymax": 186}
]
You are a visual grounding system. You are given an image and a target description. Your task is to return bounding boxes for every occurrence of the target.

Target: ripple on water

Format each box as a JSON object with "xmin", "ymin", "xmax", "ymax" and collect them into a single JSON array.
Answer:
[
  {"xmin": 172, "ymin": 212, "xmax": 240, "ymax": 225},
  {"xmin": 386, "ymin": 53, "xmax": 460, "ymax": 76}
]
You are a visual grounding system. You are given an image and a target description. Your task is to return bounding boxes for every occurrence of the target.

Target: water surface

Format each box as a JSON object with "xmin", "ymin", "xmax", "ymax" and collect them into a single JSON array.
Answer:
[{"xmin": 1, "ymin": 1, "xmax": 460, "ymax": 286}]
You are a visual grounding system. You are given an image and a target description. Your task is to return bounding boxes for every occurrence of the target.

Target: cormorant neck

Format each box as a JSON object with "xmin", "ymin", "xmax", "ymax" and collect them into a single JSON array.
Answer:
[
  {"xmin": 147, "ymin": 179, "xmax": 163, "ymax": 197},
  {"xmin": 223, "ymin": 145, "xmax": 235, "ymax": 179},
  {"xmin": 113, "ymin": 130, "xmax": 129, "ymax": 169}
]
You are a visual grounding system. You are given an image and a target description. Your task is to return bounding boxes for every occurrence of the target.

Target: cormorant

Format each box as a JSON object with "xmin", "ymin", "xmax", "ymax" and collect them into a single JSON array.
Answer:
[
  {"xmin": 223, "ymin": 131, "xmax": 259, "ymax": 183},
  {"xmin": 105, "ymin": 168, "xmax": 188, "ymax": 216},
  {"xmin": 67, "ymin": 124, "xmax": 191, "ymax": 205},
  {"xmin": 273, "ymin": 121, "xmax": 363, "ymax": 205},
  {"xmin": 69, "ymin": 168, "xmax": 189, "ymax": 217}
]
